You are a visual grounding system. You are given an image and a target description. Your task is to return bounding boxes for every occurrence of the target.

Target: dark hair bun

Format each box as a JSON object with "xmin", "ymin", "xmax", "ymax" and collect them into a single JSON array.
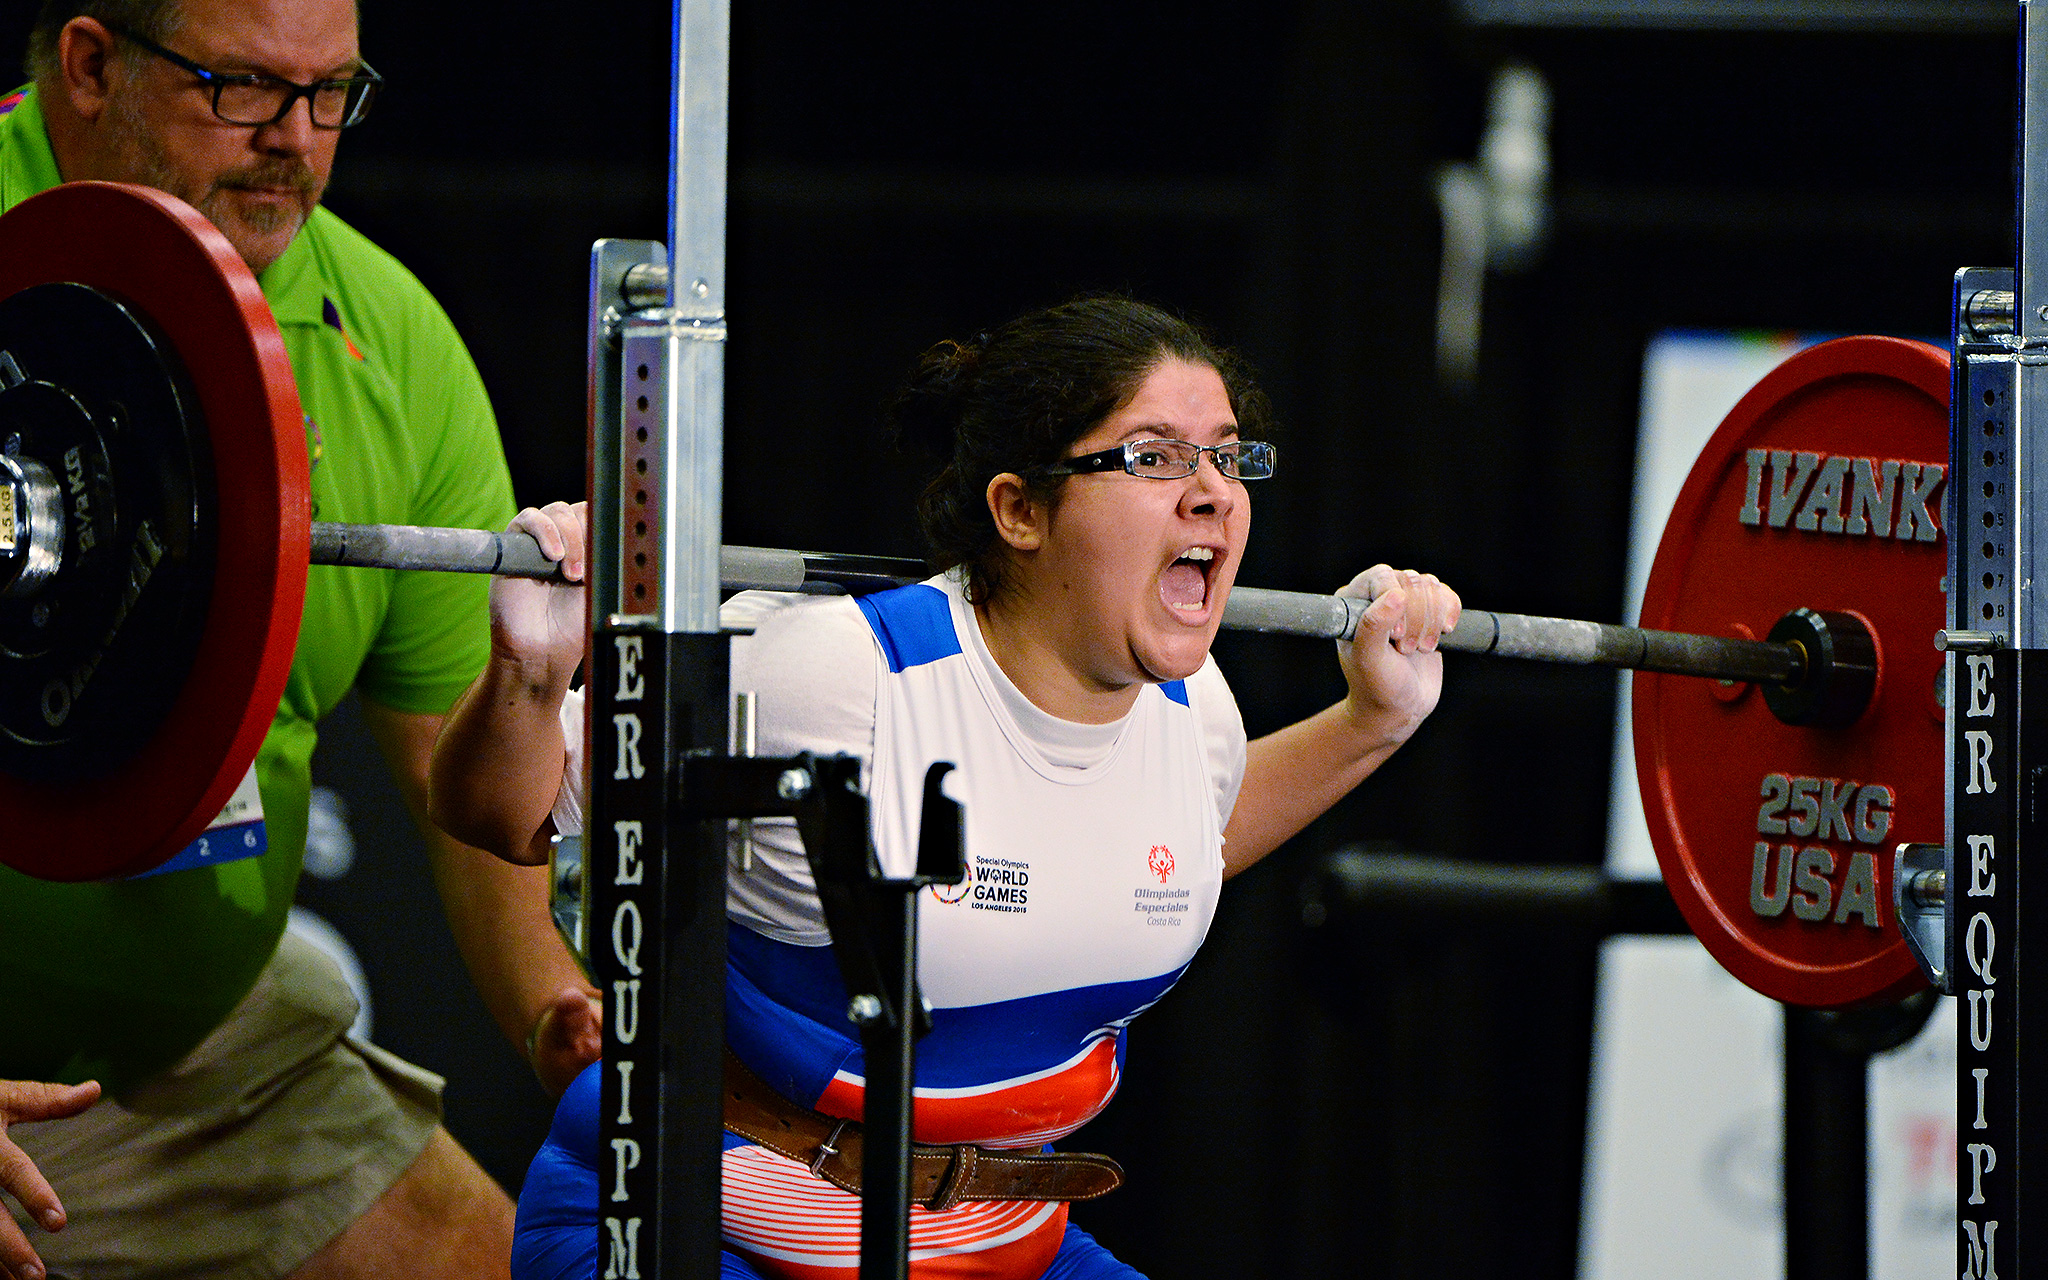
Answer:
[{"xmin": 889, "ymin": 338, "xmax": 981, "ymax": 460}]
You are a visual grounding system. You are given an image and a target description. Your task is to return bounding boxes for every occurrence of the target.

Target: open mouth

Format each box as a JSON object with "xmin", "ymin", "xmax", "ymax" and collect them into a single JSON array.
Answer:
[{"xmin": 1160, "ymin": 545, "xmax": 1218, "ymax": 616}]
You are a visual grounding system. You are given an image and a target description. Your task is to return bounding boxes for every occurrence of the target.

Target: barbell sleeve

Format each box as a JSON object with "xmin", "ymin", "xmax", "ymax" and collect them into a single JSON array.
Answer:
[
  {"xmin": 309, "ymin": 522, "xmax": 1808, "ymax": 685},
  {"xmin": 1439, "ymin": 610, "xmax": 1804, "ymax": 684}
]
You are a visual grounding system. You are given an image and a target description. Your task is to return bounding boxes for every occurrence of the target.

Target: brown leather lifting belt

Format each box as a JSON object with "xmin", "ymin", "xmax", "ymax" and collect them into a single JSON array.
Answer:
[{"xmin": 721, "ymin": 1050, "xmax": 1123, "ymax": 1212}]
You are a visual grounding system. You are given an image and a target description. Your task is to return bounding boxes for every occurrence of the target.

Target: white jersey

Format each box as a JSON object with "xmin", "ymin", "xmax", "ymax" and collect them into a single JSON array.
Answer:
[
  {"xmin": 553, "ymin": 572, "xmax": 1246, "ymax": 1276},
  {"xmin": 557, "ymin": 574, "xmax": 1243, "ymax": 946}
]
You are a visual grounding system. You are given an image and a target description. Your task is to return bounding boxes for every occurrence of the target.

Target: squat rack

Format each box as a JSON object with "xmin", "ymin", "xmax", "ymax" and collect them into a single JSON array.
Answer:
[{"xmin": 581, "ymin": 4, "xmax": 958, "ymax": 1279}]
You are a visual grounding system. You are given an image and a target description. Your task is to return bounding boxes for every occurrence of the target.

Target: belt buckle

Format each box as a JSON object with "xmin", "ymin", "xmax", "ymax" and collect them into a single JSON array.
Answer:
[{"xmin": 808, "ymin": 1119, "xmax": 850, "ymax": 1175}]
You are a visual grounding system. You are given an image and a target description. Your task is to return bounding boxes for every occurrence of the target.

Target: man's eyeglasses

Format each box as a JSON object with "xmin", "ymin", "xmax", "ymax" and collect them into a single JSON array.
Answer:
[
  {"xmin": 113, "ymin": 27, "xmax": 381, "ymax": 129},
  {"xmin": 1036, "ymin": 438, "xmax": 1278, "ymax": 482}
]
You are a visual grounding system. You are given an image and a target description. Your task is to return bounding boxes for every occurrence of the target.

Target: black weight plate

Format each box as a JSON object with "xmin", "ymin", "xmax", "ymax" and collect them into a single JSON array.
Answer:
[{"xmin": 0, "ymin": 282, "xmax": 213, "ymax": 780}]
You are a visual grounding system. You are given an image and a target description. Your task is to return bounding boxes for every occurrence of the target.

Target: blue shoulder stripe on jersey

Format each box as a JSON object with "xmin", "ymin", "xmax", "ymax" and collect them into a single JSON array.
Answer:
[
  {"xmin": 1160, "ymin": 679, "xmax": 1189, "ymax": 706},
  {"xmin": 856, "ymin": 583, "xmax": 961, "ymax": 673}
]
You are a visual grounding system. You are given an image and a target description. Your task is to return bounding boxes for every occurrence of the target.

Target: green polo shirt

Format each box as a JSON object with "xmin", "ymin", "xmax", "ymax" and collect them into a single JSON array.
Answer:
[{"xmin": 0, "ymin": 86, "xmax": 516, "ymax": 1090}]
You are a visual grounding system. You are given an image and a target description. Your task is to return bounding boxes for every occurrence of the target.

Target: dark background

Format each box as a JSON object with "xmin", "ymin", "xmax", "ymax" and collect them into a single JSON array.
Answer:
[{"xmin": 4, "ymin": 0, "xmax": 2016, "ymax": 1275}]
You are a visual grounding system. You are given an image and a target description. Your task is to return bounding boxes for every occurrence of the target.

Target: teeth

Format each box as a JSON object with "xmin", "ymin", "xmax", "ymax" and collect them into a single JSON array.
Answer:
[{"xmin": 1179, "ymin": 547, "xmax": 1215, "ymax": 562}]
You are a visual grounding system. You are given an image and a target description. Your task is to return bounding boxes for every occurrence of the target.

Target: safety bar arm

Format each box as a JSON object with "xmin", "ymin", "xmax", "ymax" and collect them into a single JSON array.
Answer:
[{"xmin": 680, "ymin": 754, "xmax": 965, "ymax": 1280}]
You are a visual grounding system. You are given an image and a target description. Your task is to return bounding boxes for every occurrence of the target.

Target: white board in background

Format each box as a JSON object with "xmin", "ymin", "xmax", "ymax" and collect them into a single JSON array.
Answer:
[
  {"xmin": 1581, "ymin": 330, "xmax": 1955, "ymax": 1280},
  {"xmin": 1581, "ymin": 936, "xmax": 1782, "ymax": 1280}
]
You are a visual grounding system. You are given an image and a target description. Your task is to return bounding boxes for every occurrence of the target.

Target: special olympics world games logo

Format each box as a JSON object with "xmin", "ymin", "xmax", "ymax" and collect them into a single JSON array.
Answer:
[{"xmin": 1147, "ymin": 844, "xmax": 1174, "ymax": 884}]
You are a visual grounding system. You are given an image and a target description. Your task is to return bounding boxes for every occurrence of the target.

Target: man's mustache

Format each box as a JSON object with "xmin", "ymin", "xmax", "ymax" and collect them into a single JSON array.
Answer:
[{"xmin": 214, "ymin": 162, "xmax": 321, "ymax": 196}]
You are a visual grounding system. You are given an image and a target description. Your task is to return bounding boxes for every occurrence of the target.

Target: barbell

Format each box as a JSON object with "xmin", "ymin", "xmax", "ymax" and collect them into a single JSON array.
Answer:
[
  {"xmin": 301, "ymin": 520, "xmax": 1823, "ymax": 687},
  {"xmin": 0, "ymin": 181, "xmax": 1949, "ymax": 1007}
]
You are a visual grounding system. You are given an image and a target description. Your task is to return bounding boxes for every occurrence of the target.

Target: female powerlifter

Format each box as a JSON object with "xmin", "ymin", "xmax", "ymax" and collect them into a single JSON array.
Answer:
[{"xmin": 428, "ymin": 296, "xmax": 1459, "ymax": 1279}]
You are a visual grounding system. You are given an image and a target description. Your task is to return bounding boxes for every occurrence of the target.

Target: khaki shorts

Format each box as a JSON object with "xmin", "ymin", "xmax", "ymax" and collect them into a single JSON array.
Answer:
[{"xmin": 10, "ymin": 930, "xmax": 445, "ymax": 1280}]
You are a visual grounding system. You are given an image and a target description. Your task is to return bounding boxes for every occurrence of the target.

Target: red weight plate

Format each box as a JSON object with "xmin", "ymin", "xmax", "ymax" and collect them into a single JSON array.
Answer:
[
  {"xmin": 0, "ymin": 182, "xmax": 307, "ymax": 881},
  {"xmin": 1635, "ymin": 335, "xmax": 1946, "ymax": 1008}
]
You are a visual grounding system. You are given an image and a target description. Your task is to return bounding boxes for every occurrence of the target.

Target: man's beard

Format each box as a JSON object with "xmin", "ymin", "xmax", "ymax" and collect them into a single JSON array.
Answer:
[{"xmin": 107, "ymin": 89, "xmax": 324, "ymax": 254}]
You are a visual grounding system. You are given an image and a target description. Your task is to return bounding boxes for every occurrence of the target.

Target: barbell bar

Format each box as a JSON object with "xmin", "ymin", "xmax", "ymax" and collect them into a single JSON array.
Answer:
[
  {"xmin": 305, "ymin": 519, "xmax": 1818, "ymax": 689},
  {"xmin": 307, "ymin": 521, "xmax": 929, "ymax": 597}
]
